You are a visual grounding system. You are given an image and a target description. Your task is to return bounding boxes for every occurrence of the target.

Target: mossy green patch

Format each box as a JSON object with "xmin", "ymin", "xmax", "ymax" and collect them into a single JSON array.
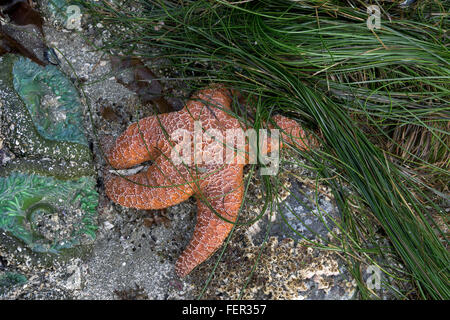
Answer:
[
  {"xmin": 0, "ymin": 272, "xmax": 27, "ymax": 295},
  {"xmin": 0, "ymin": 54, "xmax": 92, "ymax": 166},
  {"xmin": 46, "ymin": 0, "xmax": 74, "ymax": 24},
  {"xmin": 0, "ymin": 54, "xmax": 98, "ymax": 256},
  {"xmin": 0, "ymin": 172, "xmax": 98, "ymax": 253},
  {"xmin": 13, "ymin": 56, "xmax": 87, "ymax": 146}
]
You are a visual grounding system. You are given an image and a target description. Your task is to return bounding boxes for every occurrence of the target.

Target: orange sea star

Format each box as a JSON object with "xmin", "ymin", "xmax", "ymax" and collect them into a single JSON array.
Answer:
[{"xmin": 104, "ymin": 86, "xmax": 314, "ymax": 277}]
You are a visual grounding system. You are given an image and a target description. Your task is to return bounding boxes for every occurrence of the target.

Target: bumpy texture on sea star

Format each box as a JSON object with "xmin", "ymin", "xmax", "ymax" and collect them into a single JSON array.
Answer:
[{"xmin": 104, "ymin": 86, "xmax": 314, "ymax": 277}]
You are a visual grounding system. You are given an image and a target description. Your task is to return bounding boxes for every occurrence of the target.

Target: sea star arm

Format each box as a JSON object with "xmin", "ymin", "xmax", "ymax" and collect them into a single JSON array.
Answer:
[
  {"xmin": 269, "ymin": 115, "xmax": 315, "ymax": 151},
  {"xmin": 175, "ymin": 164, "xmax": 244, "ymax": 277},
  {"xmin": 105, "ymin": 156, "xmax": 195, "ymax": 210},
  {"xmin": 236, "ymin": 115, "xmax": 314, "ymax": 164},
  {"xmin": 187, "ymin": 86, "xmax": 233, "ymax": 115},
  {"xmin": 106, "ymin": 113, "xmax": 180, "ymax": 169}
]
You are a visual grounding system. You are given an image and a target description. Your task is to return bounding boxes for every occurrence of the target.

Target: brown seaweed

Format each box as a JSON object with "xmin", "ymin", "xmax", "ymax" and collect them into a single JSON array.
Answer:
[
  {"xmin": 0, "ymin": 0, "xmax": 47, "ymax": 65},
  {"xmin": 110, "ymin": 56, "xmax": 175, "ymax": 113}
]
